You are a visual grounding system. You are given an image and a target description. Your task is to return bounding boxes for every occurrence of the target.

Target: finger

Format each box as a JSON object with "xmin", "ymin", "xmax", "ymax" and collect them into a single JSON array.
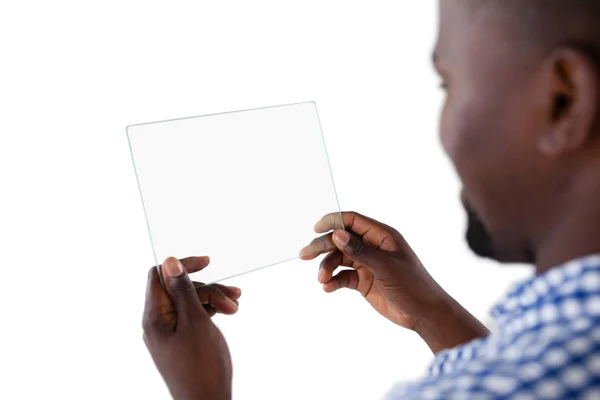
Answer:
[
  {"xmin": 314, "ymin": 212, "xmax": 347, "ymax": 233},
  {"xmin": 331, "ymin": 230, "xmax": 390, "ymax": 273},
  {"xmin": 142, "ymin": 267, "xmax": 176, "ymax": 335},
  {"xmin": 180, "ymin": 256, "xmax": 211, "ymax": 274},
  {"xmin": 318, "ymin": 250, "xmax": 350, "ymax": 284},
  {"xmin": 323, "ymin": 270, "xmax": 360, "ymax": 293},
  {"xmin": 192, "ymin": 282, "xmax": 242, "ymax": 302},
  {"xmin": 214, "ymin": 284, "xmax": 242, "ymax": 301},
  {"xmin": 299, "ymin": 233, "xmax": 335, "ymax": 260},
  {"xmin": 192, "ymin": 284, "xmax": 238, "ymax": 314},
  {"xmin": 315, "ymin": 212, "xmax": 393, "ymax": 241},
  {"xmin": 314, "ymin": 211, "xmax": 376, "ymax": 234},
  {"xmin": 161, "ymin": 257, "xmax": 206, "ymax": 325}
]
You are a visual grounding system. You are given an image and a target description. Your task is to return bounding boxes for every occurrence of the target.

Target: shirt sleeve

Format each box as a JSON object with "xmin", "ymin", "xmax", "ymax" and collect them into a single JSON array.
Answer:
[{"xmin": 384, "ymin": 363, "xmax": 600, "ymax": 400}]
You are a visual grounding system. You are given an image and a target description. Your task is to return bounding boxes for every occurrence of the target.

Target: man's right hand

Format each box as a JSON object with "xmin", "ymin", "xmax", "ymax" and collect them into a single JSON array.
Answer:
[{"xmin": 300, "ymin": 211, "xmax": 489, "ymax": 354}]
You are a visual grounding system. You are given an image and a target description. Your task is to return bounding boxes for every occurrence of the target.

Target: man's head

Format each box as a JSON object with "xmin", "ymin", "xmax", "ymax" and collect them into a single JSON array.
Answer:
[{"xmin": 435, "ymin": 0, "xmax": 600, "ymax": 265}]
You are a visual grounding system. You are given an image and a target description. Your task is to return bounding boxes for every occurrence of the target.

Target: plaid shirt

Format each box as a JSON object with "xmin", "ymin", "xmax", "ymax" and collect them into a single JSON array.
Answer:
[{"xmin": 385, "ymin": 254, "xmax": 600, "ymax": 399}]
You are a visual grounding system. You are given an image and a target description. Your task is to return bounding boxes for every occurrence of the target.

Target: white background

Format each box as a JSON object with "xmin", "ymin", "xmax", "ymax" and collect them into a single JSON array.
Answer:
[{"xmin": 0, "ymin": 1, "xmax": 530, "ymax": 399}]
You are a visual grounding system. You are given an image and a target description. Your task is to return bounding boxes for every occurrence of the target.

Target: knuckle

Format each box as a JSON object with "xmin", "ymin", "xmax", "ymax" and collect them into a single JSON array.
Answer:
[
  {"xmin": 193, "ymin": 281, "xmax": 207, "ymax": 289},
  {"xmin": 349, "ymin": 211, "xmax": 364, "ymax": 220},
  {"xmin": 167, "ymin": 277, "xmax": 194, "ymax": 298},
  {"xmin": 387, "ymin": 225, "xmax": 403, "ymax": 239},
  {"xmin": 319, "ymin": 235, "xmax": 332, "ymax": 250},
  {"xmin": 323, "ymin": 215, "xmax": 334, "ymax": 230},
  {"xmin": 309, "ymin": 236, "xmax": 322, "ymax": 248},
  {"xmin": 341, "ymin": 273, "xmax": 350, "ymax": 287},
  {"xmin": 309, "ymin": 236, "xmax": 328, "ymax": 253},
  {"xmin": 325, "ymin": 212, "xmax": 342, "ymax": 229},
  {"xmin": 213, "ymin": 283, "xmax": 230, "ymax": 293},
  {"xmin": 142, "ymin": 304, "xmax": 175, "ymax": 337},
  {"xmin": 204, "ymin": 305, "xmax": 217, "ymax": 318},
  {"xmin": 199, "ymin": 286, "xmax": 223, "ymax": 306},
  {"xmin": 212, "ymin": 288, "xmax": 227, "ymax": 302},
  {"xmin": 320, "ymin": 258, "xmax": 328, "ymax": 270},
  {"xmin": 202, "ymin": 284, "xmax": 220, "ymax": 293},
  {"xmin": 352, "ymin": 241, "xmax": 369, "ymax": 257}
]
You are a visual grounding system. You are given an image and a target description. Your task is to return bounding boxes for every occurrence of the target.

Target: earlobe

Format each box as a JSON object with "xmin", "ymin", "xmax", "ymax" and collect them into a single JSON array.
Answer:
[
  {"xmin": 537, "ymin": 47, "xmax": 600, "ymax": 156},
  {"xmin": 537, "ymin": 125, "xmax": 570, "ymax": 156}
]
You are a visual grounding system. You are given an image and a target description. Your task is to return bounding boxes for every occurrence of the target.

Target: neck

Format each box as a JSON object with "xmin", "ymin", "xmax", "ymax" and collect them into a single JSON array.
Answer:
[
  {"xmin": 536, "ymin": 216, "xmax": 600, "ymax": 274},
  {"xmin": 534, "ymin": 176, "xmax": 600, "ymax": 274}
]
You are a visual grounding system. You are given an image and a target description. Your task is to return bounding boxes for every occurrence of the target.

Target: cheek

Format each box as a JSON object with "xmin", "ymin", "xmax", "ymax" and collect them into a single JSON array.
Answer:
[
  {"xmin": 439, "ymin": 103, "xmax": 459, "ymax": 163},
  {"xmin": 439, "ymin": 93, "xmax": 514, "ymax": 219},
  {"xmin": 440, "ymin": 88, "xmax": 546, "ymax": 238},
  {"xmin": 439, "ymin": 97, "xmax": 484, "ymax": 175}
]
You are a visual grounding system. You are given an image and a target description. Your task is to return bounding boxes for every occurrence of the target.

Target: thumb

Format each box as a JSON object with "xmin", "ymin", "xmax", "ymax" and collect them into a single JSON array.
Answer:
[
  {"xmin": 161, "ymin": 257, "xmax": 204, "ymax": 324},
  {"xmin": 332, "ymin": 230, "xmax": 389, "ymax": 271}
]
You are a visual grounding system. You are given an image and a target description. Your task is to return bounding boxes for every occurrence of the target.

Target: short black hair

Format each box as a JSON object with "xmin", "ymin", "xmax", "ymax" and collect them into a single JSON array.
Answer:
[{"xmin": 470, "ymin": 0, "xmax": 600, "ymax": 67}]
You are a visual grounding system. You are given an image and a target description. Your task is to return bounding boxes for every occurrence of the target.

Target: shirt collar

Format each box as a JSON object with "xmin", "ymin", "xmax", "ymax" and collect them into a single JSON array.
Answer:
[{"xmin": 490, "ymin": 254, "xmax": 600, "ymax": 326}]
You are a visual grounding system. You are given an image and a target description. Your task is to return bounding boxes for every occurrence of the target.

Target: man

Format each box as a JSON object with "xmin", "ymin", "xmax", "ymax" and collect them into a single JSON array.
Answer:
[{"xmin": 142, "ymin": 0, "xmax": 600, "ymax": 398}]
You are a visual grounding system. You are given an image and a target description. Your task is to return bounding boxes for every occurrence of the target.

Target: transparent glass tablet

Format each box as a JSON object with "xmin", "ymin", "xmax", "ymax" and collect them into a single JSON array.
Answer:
[{"xmin": 127, "ymin": 102, "xmax": 343, "ymax": 283}]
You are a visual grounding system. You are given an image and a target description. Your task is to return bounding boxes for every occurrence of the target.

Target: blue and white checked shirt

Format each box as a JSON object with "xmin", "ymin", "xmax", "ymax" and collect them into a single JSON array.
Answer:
[{"xmin": 386, "ymin": 254, "xmax": 600, "ymax": 399}]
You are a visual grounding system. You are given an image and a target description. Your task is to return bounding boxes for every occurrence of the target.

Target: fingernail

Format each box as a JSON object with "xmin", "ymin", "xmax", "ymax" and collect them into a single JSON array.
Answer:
[
  {"xmin": 318, "ymin": 268, "xmax": 324, "ymax": 282},
  {"xmin": 230, "ymin": 287, "xmax": 242, "ymax": 296},
  {"xmin": 163, "ymin": 257, "xmax": 184, "ymax": 278},
  {"xmin": 333, "ymin": 230, "xmax": 350, "ymax": 246}
]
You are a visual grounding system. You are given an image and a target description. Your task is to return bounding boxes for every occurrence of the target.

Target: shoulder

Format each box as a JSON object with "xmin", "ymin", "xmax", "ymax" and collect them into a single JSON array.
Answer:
[
  {"xmin": 388, "ymin": 363, "xmax": 600, "ymax": 399},
  {"xmin": 387, "ymin": 320, "xmax": 600, "ymax": 399}
]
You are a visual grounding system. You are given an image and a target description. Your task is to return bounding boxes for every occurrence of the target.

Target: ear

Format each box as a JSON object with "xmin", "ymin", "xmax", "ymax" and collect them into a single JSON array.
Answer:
[{"xmin": 537, "ymin": 47, "xmax": 600, "ymax": 156}]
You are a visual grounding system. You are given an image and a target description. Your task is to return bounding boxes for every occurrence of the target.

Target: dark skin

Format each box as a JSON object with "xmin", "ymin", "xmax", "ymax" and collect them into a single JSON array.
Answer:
[
  {"xmin": 143, "ymin": 257, "xmax": 237, "ymax": 400},
  {"xmin": 143, "ymin": 0, "xmax": 600, "ymax": 398},
  {"xmin": 435, "ymin": 1, "xmax": 600, "ymax": 272},
  {"xmin": 298, "ymin": 212, "xmax": 489, "ymax": 353},
  {"xmin": 143, "ymin": 213, "xmax": 489, "ymax": 400}
]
